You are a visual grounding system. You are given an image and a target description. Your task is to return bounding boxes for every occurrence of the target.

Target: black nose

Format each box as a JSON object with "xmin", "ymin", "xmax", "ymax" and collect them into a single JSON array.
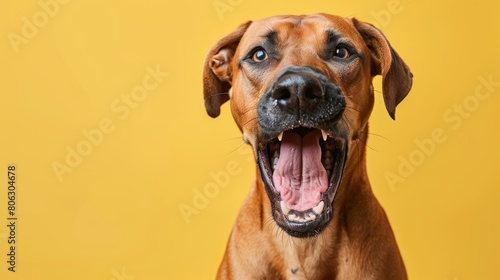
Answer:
[{"xmin": 272, "ymin": 72, "xmax": 325, "ymax": 110}]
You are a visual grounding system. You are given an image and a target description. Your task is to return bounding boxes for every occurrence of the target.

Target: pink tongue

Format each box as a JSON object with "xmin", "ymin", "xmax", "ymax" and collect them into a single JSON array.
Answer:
[{"xmin": 272, "ymin": 130, "xmax": 328, "ymax": 211}]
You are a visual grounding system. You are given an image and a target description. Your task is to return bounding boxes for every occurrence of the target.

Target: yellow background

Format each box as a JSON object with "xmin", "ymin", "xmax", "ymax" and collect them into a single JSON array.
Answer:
[{"xmin": 1, "ymin": 0, "xmax": 499, "ymax": 279}]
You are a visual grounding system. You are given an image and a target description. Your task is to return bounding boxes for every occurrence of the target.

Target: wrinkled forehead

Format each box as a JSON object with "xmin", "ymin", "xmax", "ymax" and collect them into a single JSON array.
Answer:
[{"xmin": 238, "ymin": 14, "xmax": 360, "ymax": 54}]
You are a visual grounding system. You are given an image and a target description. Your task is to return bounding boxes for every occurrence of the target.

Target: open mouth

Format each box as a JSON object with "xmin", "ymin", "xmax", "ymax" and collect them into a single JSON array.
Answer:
[{"xmin": 257, "ymin": 127, "xmax": 348, "ymax": 238}]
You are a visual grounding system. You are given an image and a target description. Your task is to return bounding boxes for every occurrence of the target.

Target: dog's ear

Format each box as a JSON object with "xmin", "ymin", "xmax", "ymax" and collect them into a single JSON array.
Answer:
[
  {"xmin": 203, "ymin": 21, "xmax": 252, "ymax": 118},
  {"xmin": 352, "ymin": 18, "xmax": 413, "ymax": 120}
]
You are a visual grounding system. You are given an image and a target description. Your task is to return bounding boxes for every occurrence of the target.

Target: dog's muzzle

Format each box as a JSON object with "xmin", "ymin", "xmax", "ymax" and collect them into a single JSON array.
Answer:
[{"xmin": 256, "ymin": 66, "xmax": 348, "ymax": 238}]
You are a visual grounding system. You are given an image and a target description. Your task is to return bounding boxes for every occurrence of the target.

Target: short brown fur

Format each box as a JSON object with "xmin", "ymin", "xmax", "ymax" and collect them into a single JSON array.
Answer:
[{"xmin": 203, "ymin": 14, "xmax": 412, "ymax": 280}]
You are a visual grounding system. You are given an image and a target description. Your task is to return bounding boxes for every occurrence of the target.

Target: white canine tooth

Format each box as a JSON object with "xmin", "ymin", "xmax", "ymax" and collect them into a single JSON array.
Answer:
[
  {"xmin": 312, "ymin": 201, "xmax": 325, "ymax": 215},
  {"xmin": 321, "ymin": 130, "xmax": 328, "ymax": 141},
  {"xmin": 280, "ymin": 201, "xmax": 291, "ymax": 215},
  {"xmin": 277, "ymin": 132, "xmax": 283, "ymax": 141}
]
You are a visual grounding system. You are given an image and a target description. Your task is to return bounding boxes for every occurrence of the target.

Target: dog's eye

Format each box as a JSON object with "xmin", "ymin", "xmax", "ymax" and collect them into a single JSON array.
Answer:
[
  {"xmin": 333, "ymin": 47, "xmax": 350, "ymax": 59},
  {"xmin": 252, "ymin": 49, "xmax": 268, "ymax": 62}
]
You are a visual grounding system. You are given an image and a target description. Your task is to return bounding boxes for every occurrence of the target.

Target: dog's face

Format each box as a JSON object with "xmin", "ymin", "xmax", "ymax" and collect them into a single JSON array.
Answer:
[{"xmin": 203, "ymin": 14, "xmax": 412, "ymax": 237}]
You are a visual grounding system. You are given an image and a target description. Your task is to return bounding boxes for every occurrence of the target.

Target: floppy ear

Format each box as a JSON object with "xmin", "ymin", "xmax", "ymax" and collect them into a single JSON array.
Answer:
[
  {"xmin": 352, "ymin": 18, "xmax": 413, "ymax": 120},
  {"xmin": 203, "ymin": 21, "xmax": 252, "ymax": 118}
]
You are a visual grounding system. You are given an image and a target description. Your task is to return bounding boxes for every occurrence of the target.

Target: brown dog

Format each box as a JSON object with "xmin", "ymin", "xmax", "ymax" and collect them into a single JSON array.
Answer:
[{"xmin": 203, "ymin": 13, "xmax": 412, "ymax": 279}]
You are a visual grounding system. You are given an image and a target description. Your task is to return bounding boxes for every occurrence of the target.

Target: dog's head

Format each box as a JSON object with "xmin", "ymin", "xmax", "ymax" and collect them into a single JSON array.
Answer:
[{"xmin": 203, "ymin": 14, "xmax": 412, "ymax": 237}]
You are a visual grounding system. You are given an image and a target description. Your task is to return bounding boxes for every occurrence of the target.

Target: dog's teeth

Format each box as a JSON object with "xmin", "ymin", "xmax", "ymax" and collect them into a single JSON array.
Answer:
[
  {"xmin": 304, "ymin": 212, "xmax": 316, "ymax": 222},
  {"xmin": 321, "ymin": 130, "xmax": 328, "ymax": 141},
  {"xmin": 322, "ymin": 156, "xmax": 332, "ymax": 170},
  {"xmin": 287, "ymin": 212, "xmax": 316, "ymax": 223},
  {"xmin": 270, "ymin": 141, "xmax": 280, "ymax": 151},
  {"xmin": 294, "ymin": 215, "xmax": 305, "ymax": 223},
  {"xmin": 272, "ymin": 151, "xmax": 279, "ymax": 169},
  {"xmin": 277, "ymin": 132, "xmax": 283, "ymax": 141},
  {"xmin": 273, "ymin": 157, "xmax": 279, "ymax": 168},
  {"xmin": 325, "ymin": 150, "xmax": 332, "ymax": 159},
  {"xmin": 280, "ymin": 201, "xmax": 291, "ymax": 215},
  {"xmin": 312, "ymin": 201, "xmax": 325, "ymax": 215}
]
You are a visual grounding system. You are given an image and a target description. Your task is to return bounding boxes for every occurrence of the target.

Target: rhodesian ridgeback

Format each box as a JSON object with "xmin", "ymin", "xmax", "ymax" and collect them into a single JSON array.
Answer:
[{"xmin": 202, "ymin": 13, "xmax": 413, "ymax": 279}]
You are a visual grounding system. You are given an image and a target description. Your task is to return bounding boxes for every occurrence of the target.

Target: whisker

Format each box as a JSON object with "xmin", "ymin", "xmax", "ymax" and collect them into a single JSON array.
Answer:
[
  {"xmin": 355, "ymin": 135, "xmax": 378, "ymax": 152},
  {"xmin": 242, "ymin": 117, "xmax": 259, "ymax": 128},
  {"xmin": 211, "ymin": 92, "xmax": 229, "ymax": 97},
  {"xmin": 340, "ymin": 115, "xmax": 353, "ymax": 133},
  {"xmin": 357, "ymin": 131, "xmax": 391, "ymax": 143},
  {"xmin": 240, "ymin": 105, "xmax": 258, "ymax": 116},
  {"xmin": 224, "ymin": 142, "xmax": 248, "ymax": 156},
  {"xmin": 223, "ymin": 136, "xmax": 244, "ymax": 141},
  {"xmin": 344, "ymin": 106, "xmax": 361, "ymax": 114}
]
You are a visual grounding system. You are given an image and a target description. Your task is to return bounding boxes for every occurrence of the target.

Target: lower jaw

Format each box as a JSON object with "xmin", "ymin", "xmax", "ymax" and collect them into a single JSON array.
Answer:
[
  {"xmin": 257, "ymin": 138, "xmax": 348, "ymax": 238},
  {"xmin": 271, "ymin": 197, "xmax": 334, "ymax": 238}
]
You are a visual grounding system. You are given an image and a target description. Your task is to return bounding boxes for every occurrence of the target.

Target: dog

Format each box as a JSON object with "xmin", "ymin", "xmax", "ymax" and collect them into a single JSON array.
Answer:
[{"xmin": 202, "ymin": 13, "xmax": 413, "ymax": 279}]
